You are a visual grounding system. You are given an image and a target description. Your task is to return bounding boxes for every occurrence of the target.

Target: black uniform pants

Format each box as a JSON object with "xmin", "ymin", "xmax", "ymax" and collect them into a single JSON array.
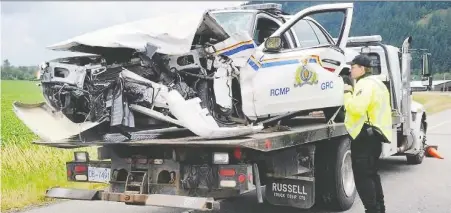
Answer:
[{"xmin": 350, "ymin": 125, "xmax": 385, "ymax": 213}]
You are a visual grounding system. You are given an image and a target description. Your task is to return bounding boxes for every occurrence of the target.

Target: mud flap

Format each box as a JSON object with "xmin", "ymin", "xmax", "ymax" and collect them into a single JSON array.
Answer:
[
  {"xmin": 12, "ymin": 101, "xmax": 104, "ymax": 142},
  {"xmin": 265, "ymin": 178, "xmax": 315, "ymax": 209}
]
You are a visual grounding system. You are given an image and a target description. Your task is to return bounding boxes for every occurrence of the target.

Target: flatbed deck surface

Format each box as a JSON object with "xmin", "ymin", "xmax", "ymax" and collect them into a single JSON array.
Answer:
[{"xmin": 34, "ymin": 117, "xmax": 348, "ymax": 151}]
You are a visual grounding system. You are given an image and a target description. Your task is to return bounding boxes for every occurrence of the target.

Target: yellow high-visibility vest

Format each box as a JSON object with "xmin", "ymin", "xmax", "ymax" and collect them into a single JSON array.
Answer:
[{"xmin": 344, "ymin": 75, "xmax": 392, "ymax": 142}]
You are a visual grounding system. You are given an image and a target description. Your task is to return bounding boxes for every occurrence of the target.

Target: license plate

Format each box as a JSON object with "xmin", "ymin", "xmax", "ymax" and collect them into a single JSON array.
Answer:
[
  {"xmin": 265, "ymin": 178, "xmax": 315, "ymax": 209},
  {"xmin": 88, "ymin": 167, "xmax": 111, "ymax": 183}
]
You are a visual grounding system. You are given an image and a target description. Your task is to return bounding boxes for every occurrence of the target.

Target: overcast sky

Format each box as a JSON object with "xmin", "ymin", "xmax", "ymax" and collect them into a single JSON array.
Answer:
[{"xmin": 1, "ymin": 1, "xmax": 246, "ymax": 66}]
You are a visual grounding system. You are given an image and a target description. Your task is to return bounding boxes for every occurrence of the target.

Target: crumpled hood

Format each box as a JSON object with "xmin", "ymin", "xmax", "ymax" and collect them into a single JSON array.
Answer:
[{"xmin": 47, "ymin": 10, "xmax": 229, "ymax": 55}]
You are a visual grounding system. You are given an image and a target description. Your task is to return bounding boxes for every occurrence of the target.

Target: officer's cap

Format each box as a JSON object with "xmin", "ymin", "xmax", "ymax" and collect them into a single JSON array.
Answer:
[{"xmin": 346, "ymin": 54, "xmax": 372, "ymax": 67}]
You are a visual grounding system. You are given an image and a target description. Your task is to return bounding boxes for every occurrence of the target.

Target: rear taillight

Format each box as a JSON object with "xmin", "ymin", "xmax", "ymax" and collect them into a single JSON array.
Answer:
[
  {"xmin": 136, "ymin": 158, "xmax": 148, "ymax": 164},
  {"xmin": 74, "ymin": 165, "xmax": 87, "ymax": 173},
  {"xmin": 238, "ymin": 174, "xmax": 246, "ymax": 183},
  {"xmin": 67, "ymin": 163, "xmax": 88, "ymax": 181},
  {"xmin": 219, "ymin": 168, "xmax": 236, "ymax": 177},
  {"xmin": 233, "ymin": 148, "xmax": 242, "ymax": 160}
]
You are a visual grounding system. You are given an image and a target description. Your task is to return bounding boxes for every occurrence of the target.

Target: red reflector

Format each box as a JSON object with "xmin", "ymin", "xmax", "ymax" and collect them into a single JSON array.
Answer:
[
  {"xmin": 219, "ymin": 169, "xmax": 236, "ymax": 177},
  {"xmin": 233, "ymin": 148, "xmax": 242, "ymax": 160},
  {"xmin": 67, "ymin": 169, "xmax": 72, "ymax": 177},
  {"xmin": 264, "ymin": 139, "xmax": 272, "ymax": 149},
  {"xmin": 238, "ymin": 174, "xmax": 246, "ymax": 183},
  {"xmin": 74, "ymin": 165, "xmax": 87, "ymax": 173},
  {"xmin": 324, "ymin": 67, "xmax": 335, "ymax": 72}
]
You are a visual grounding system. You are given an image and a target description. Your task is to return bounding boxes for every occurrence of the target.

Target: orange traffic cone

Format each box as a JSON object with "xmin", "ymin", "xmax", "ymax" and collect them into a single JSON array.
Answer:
[{"xmin": 426, "ymin": 146, "xmax": 444, "ymax": 159}]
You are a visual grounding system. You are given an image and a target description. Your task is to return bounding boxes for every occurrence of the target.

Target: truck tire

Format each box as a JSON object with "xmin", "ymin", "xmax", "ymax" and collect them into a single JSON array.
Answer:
[
  {"xmin": 323, "ymin": 106, "xmax": 345, "ymax": 123},
  {"xmin": 315, "ymin": 136, "xmax": 356, "ymax": 211},
  {"xmin": 406, "ymin": 122, "xmax": 426, "ymax": 165}
]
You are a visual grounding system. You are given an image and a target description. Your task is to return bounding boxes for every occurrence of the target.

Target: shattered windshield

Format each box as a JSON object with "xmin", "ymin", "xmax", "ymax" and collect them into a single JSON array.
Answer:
[{"xmin": 210, "ymin": 11, "xmax": 255, "ymax": 36}]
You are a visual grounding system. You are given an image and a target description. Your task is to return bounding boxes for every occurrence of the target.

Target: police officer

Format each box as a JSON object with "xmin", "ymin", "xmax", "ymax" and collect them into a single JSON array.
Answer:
[{"xmin": 343, "ymin": 54, "xmax": 392, "ymax": 213}]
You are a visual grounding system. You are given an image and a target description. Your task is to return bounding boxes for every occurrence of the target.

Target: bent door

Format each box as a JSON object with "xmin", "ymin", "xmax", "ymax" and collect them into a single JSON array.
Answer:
[{"xmin": 239, "ymin": 3, "xmax": 354, "ymax": 119}]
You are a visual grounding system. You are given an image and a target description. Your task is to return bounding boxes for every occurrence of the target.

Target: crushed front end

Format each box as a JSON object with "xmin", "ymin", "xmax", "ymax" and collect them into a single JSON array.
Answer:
[{"xmin": 13, "ymin": 10, "xmax": 263, "ymax": 142}]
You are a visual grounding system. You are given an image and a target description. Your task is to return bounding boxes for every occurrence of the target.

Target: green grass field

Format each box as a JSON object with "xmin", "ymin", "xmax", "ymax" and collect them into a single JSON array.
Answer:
[
  {"xmin": 412, "ymin": 91, "xmax": 451, "ymax": 114},
  {"xmin": 1, "ymin": 80, "xmax": 102, "ymax": 211}
]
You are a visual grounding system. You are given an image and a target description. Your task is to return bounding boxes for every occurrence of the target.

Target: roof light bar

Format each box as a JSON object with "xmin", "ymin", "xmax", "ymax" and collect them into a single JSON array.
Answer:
[
  {"xmin": 240, "ymin": 3, "xmax": 282, "ymax": 11},
  {"xmin": 216, "ymin": 3, "xmax": 282, "ymax": 11},
  {"xmin": 347, "ymin": 35, "xmax": 383, "ymax": 44}
]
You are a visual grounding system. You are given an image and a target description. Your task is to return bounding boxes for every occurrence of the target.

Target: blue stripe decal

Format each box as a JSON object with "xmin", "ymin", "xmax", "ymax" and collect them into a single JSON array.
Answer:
[
  {"xmin": 221, "ymin": 44, "xmax": 255, "ymax": 56},
  {"xmin": 308, "ymin": 58, "xmax": 317, "ymax": 63},
  {"xmin": 260, "ymin": 59, "xmax": 299, "ymax": 69},
  {"xmin": 247, "ymin": 59, "xmax": 260, "ymax": 71},
  {"xmin": 245, "ymin": 56, "xmax": 320, "ymax": 71}
]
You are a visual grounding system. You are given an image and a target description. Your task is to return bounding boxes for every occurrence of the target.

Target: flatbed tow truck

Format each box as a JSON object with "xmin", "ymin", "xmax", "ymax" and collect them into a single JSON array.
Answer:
[
  {"xmin": 41, "ymin": 116, "xmax": 348, "ymax": 211},
  {"xmin": 15, "ymin": 9, "xmax": 439, "ymax": 213}
]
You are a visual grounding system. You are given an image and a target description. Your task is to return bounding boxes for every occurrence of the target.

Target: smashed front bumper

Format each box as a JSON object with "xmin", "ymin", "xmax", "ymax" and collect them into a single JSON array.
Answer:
[
  {"xmin": 13, "ymin": 89, "xmax": 263, "ymax": 142},
  {"xmin": 12, "ymin": 101, "xmax": 104, "ymax": 142},
  {"xmin": 46, "ymin": 187, "xmax": 220, "ymax": 211}
]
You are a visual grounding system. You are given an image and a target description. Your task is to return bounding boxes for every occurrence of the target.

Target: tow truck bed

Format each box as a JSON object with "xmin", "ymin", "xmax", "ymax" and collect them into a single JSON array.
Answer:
[
  {"xmin": 37, "ymin": 115, "xmax": 351, "ymax": 211},
  {"xmin": 34, "ymin": 116, "xmax": 348, "ymax": 152}
]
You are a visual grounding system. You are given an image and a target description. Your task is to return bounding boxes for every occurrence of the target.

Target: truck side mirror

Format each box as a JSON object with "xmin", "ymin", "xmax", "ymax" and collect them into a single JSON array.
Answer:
[
  {"xmin": 421, "ymin": 53, "xmax": 431, "ymax": 77},
  {"xmin": 264, "ymin": 36, "xmax": 282, "ymax": 52}
]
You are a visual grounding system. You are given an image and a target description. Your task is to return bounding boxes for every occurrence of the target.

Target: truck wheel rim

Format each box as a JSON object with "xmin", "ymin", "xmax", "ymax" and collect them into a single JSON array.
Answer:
[{"xmin": 342, "ymin": 150, "xmax": 355, "ymax": 197}]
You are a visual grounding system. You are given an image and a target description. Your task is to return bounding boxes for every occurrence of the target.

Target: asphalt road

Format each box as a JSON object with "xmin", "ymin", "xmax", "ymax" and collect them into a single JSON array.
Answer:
[{"xmin": 19, "ymin": 110, "xmax": 451, "ymax": 213}]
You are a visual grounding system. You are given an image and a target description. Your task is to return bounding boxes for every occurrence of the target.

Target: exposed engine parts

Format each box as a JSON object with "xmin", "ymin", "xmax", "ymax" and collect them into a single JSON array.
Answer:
[{"xmin": 38, "ymin": 45, "xmax": 247, "ymax": 139}]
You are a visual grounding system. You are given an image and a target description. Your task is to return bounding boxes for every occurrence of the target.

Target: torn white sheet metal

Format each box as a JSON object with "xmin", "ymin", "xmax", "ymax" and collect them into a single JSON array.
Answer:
[
  {"xmin": 12, "ymin": 102, "xmax": 103, "ymax": 142},
  {"xmin": 129, "ymin": 104, "xmax": 184, "ymax": 127},
  {"xmin": 165, "ymin": 90, "xmax": 263, "ymax": 139},
  {"xmin": 213, "ymin": 66, "xmax": 233, "ymax": 109},
  {"xmin": 47, "ymin": 10, "xmax": 229, "ymax": 56},
  {"xmin": 207, "ymin": 32, "xmax": 257, "ymax": 67}
]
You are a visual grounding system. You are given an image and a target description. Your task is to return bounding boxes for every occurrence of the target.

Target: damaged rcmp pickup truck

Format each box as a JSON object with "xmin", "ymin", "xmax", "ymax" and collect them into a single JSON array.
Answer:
[{"xmin": 13, "ymin": 2, "xmax": 434, "ymax": 212}]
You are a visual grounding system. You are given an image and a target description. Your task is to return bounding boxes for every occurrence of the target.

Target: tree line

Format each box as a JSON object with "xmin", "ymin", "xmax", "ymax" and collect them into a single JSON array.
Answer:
[
  {"xmin": 1, "ymin": 59, "xmax": 39, "ymax": 81},
  {"xmin": 3, "ymin": 1, "xmax": 451, "ymax": 81}
]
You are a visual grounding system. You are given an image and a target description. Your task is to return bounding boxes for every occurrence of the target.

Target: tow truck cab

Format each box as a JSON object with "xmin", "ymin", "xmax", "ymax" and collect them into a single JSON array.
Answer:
[{"xmin": 345, "ymin": 35, "xmax": 431, "ymax": 164}]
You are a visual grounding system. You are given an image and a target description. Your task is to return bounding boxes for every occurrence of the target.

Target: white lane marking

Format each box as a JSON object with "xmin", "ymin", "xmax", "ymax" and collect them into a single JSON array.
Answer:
[{"xmin": 429, "ymin": 120, "xmax": 451, "ymax": 131}]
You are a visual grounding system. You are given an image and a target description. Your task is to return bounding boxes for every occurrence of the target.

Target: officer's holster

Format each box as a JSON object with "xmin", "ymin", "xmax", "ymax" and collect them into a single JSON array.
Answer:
[{"xmin": 363, "ymin": 123, "xmax": 391, "ymax": 144}]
